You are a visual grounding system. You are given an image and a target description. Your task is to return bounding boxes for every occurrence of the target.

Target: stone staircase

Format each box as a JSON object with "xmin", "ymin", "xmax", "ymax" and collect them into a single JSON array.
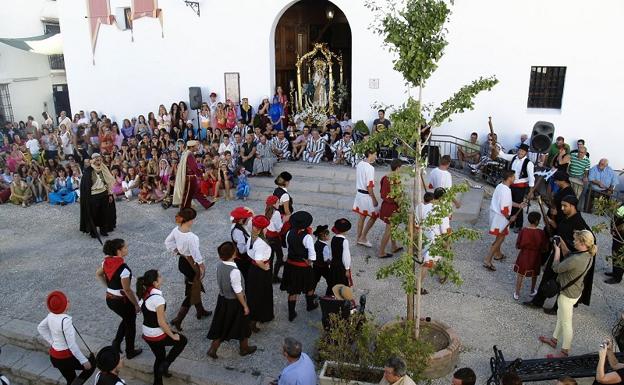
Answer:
[
  {"xmin": 0, "ymin": 317, "xmax": 264, "ymax": 385},
  {"xmin": 247, "ymin": 161, "xmax": 484, "ymax": 224}
]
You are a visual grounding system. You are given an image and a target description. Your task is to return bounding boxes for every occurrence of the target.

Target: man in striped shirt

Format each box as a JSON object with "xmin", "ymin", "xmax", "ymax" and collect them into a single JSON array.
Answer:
[
  {"xmin": 570, "ymin": 145, "xmax": 591, "ymax": 210},
  {"xmin": 303, "ymin": 129, "xmax": 325, "ymax": 164},
  {"xmin": 271, "ymin": 130, "xmax": 291, "ymax": 161},
  {"xmin": 331, "ymin": 132, "xmax": 356, "ymax": 166}
]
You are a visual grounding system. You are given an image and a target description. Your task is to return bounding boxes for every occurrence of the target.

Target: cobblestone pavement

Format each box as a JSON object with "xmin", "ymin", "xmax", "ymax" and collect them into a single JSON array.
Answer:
[{"xmin": 0, "ymin": 191, "xmax": 621, "ymax": 384}]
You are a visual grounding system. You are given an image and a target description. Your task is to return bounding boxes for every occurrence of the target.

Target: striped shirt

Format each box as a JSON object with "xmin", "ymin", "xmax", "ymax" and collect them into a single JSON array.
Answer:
[{"xmin": 568, "ymin": 155, "xmax": 591, "ymax": 178}]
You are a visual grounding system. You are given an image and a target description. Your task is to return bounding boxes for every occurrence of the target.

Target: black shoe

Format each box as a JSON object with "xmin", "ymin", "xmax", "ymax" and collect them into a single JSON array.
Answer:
[
  {"xmin": 126, "ymin": 349, "xmax": 142, "ymax": 359},
  {"xmin": 272, "ymin": 276, "xmax": 282, "ymax": 284},
  {"xmin": 544, "ymin": 307, "xmax": 557, "ymax": 315},
  {"xmin": 100, "ymin": 230, "xmax": 109, "ymax": 237},
  {"xmin": 605, "ymin": 272, "xmax": 615, "ymax": 277},
  {"xmin": 305, "ymin": 295, "xmax": 319, "ymax": 311},
  {"xmin": 512, "ymin": 227, "xmax": 520, "ymax": 234},
  {"xmin": 522, "ymin": 301, "xmax": 541, "ymax": 309},
  {"xmin": 158, "ymin": 361, "xmax": 172, "ymax": 378},
  {"xmin": 605, "ymin": 278, "xmax": 622, "ymax": 284}
]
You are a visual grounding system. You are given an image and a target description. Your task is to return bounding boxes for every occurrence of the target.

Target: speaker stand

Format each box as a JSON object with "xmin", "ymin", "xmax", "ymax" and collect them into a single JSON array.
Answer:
[{"xmin": 196, "ymin": 109, "xmax": 200, "ymax": 139}]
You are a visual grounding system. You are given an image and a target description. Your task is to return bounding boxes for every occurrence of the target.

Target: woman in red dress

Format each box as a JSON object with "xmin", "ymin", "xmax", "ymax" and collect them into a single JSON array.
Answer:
[
  {"xmin": 378, "ymin": 159, "xmax": 403, "ymax": 258},
  {"xmin": 513, "ymin": 211, "xmax": 547, "ymax": 300}
]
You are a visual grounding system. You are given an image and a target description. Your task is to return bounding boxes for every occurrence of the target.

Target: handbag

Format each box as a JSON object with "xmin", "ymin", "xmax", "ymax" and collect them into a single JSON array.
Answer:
[{"xmin": 542, "ymin": 254, "xmax": 592, "ymax": 298}]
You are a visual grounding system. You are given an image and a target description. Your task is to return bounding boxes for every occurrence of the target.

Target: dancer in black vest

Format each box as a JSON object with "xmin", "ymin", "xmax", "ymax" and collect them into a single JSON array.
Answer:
[
  {"xmin": 246, "ymin": 215, "xmax": 275, "ymax": 332},
  {"xmin": 312, "ymin": 225, "xmax": 332, "ymax": 295},
  {"xmin": 230, "ymin": 206, "xmax": 254, "ymax": 281},
  {"xmin": 273, "ymin": 172, "xmax": 294, "ymax": 237},
  {"xmin": 37, "ymin": 291, "xmax": 95, "ymax": 384},
  {"xmin": 265, "ymin": 195, "xmax": 285, "ymax": 283},
  {"xmin": 329, "ymin": 218, "xmax": 354, "ymax": 289},
  {"xmin": 137, "ymin": 270, "xmax": 187, "ymax": 385},
  {"xmin": 207, "ymin": 242, "xmax": 257, "ymax": 359},
  {"xmin": 95, "ymin": 239, "xmax": 142, "ymax": 359},
  {"xmin": 280, "ymin": 211, "xmax": 319, "ymax": 321},
  {"xmin": 94, "ymin": 346, "xmax": 126, "ymax": 385},
  {"xmin": 165, "ymin": 208, "xmax": 211, "ymax": 332},
  {"xmin": 499, "ymin": 144, "xmax": 535, "ymax": 232}
]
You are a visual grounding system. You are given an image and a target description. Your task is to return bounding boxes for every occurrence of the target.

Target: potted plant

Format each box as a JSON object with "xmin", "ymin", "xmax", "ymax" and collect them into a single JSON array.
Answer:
[
  {"xmin": 353, "ymin": 0, "xmax": 498, "ymax": 377},
  {"xmin": 317, "ymin": 313, "xmax": 433, "ymax": 384}
]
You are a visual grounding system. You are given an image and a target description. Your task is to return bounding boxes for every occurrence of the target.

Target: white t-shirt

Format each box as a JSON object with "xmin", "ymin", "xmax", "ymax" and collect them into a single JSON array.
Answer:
[
  {"xmin": 268, "ymin": 210, "xmax": 283, "ymax": 233},
  {"xmin": 164, "ymin": 227, "xmax": 203, "ymax": 264},
  {"xmin": 355, "ymin": 161, "xmax": 375, "ymax": 191},
  {"xmin": 140, "ymin": 288, "xmax": 166, "ymax": 339},
  {"xmin": 428, "ymin": 167, "xmax": 452, "ymax": 190},
  {"xmin": 25, "ymin": 138, "xmax": 40, "ymax": 155}
]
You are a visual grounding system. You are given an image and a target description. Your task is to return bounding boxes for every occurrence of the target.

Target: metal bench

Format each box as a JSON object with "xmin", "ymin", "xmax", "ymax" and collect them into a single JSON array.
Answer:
[{"xmin": 487, "ymin": 345, "xmax": 624, "ymax": 385}]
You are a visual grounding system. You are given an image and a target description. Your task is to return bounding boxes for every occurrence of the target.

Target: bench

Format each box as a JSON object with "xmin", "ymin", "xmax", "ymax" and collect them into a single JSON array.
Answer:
[{"xmin": 487, "ymin": 345, "xmax": 624, "ymax": 385}]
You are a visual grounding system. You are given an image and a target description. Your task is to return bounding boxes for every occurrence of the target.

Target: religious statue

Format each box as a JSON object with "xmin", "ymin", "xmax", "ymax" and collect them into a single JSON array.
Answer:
[{"xmin": 312, "ymin": 59, "xmax": 328, "ymax": 109}]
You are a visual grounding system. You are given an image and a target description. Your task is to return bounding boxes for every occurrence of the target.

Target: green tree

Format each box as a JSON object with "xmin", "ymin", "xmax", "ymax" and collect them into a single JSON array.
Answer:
[{"xmin": 360, "ymin": 0, "xmax": 498, "ymax": 337}]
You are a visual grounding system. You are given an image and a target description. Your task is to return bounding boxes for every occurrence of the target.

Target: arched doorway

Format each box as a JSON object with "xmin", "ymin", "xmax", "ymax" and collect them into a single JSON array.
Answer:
[{"xmin": 274, "ymin": 0, "xmax": 351, "ymax": 115}]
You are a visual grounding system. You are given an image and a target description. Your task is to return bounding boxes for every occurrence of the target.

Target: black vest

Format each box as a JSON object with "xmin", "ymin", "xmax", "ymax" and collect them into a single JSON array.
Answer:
[
  {"xmin": 240, "ymin": 105, "xmax": 253, "ymax": 125},
  {"xmin": 314, "ymin": 240, "xmax": 328, "ymax": 267},
  {"xmin": 330, "ymin": 237, "xmax": 346, "ymax": 272},
  {"xmin": 96, "ymin": 372, "xmax": 125, "ymax": 385},
  {"xmin": 508, "ymin": 156, "xmax": 530, "ymax": 179},
  {"xmin": 231, "ymin": 224, "xmax": 250, "ymax": 257},
  {"xmin": 106, "ymin": 263, "xmax": 130, "ymax": 291},
  {"xmin": 273, "ymin": 187, "xmax": 294, "ymax": 215},
  {"xmin": 287, "ymin": 230, "xmax": 308, "ymax": 261},
  {"xmin": 141, "ymin": 293, "xmax": 164, "ymax": 328}
]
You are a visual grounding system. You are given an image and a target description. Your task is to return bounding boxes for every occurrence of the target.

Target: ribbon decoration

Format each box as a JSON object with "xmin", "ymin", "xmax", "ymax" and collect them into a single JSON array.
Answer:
[
  {"xmin": 132, "ymin": 0, "xmax": 164, "ymax": 39},
  {"xmin": 86, "ymin": 0, "xmax": 115, "ymax": 64}
]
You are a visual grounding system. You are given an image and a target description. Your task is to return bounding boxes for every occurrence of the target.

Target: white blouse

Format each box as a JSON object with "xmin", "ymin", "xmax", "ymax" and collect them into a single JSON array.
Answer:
[{"xmin": 164, "ymin": 227, "xmax": 203, "ymax": 264}]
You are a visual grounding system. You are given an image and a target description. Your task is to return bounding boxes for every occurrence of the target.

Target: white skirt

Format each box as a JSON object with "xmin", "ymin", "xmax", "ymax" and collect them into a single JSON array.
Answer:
[{"xmin": 352, "ymin": 192, "xmax": 378, "ymax": 218}]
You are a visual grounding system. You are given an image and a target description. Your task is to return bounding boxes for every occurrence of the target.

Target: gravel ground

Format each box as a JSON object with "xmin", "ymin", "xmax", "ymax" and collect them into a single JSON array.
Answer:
[{"xmin": 0, "ymin": 188, "xmax": 622, "ymax": 384}]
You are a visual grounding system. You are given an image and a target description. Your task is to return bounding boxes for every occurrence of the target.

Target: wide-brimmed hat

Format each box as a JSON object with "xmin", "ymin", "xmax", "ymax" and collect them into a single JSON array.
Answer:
[
  {"xmin": 332, "ymin": 284, "xmax": 354, "ymax": 301},
  {"xmin": 47, "ymin": 291, "xmax": 68, "ymax": 314},
  {"xmin": 290, "ymin": 211, "xmax": 313, "ymax": 229},
  {"xmin": 313, "ymin": 225, "xmax": 329, "ymax": 237},
  {"xmin": 96, "ymin": 346, "xmax": 120, "ymax": 372},
  {"xmin": 332, "ymin": 218, "xmax": 352, "ymax": 234},
  {"xmin": 230, "ymin": 207, "xmax": 253, "ymax": 221},
  {"xmin": 518, "ymin": 143, "xmax": 530, "ymax": 152},
  {"xmin": 252, "ymin": 215, "xmax": 270, "ymax": 229}
]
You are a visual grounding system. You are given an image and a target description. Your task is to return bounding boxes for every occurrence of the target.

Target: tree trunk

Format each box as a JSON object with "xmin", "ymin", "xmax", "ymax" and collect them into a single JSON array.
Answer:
[
  {"xmin": 407, "ymin": 212, "xmax": 415, "ymax": 322},
  {"xmin": 414, "ymin": 85, "xmax": 424, "ymax": 339}
]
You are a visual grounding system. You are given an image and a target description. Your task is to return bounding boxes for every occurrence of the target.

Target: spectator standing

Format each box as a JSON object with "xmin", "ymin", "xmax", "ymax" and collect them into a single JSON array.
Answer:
[
  {"xmin": 379, "ymin": 357, "xmax": 416, "ymax": 385},
  {"xmin": 272, "ymin": 337, "xmax": 316, "ymax": 385}
]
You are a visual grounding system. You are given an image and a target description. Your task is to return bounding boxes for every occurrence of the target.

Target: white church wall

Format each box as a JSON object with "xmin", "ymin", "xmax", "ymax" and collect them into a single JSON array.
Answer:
[
  {"xmin": 0, "ymin": 0, "xmax": 59, "ymax": 123},
  {"xmin": 58, "ymin": 0, "xmax": 623, "ymax": 167}
]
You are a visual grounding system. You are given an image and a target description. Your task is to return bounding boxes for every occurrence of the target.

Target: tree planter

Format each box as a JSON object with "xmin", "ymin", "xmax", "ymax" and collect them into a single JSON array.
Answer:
[
  {"xmin": 319, "ymin": 361, "xmax": 384, "ymax": 385},
  {"xmin": 383, "ymin": 318, "xmax": 461, "ymax": 379}
]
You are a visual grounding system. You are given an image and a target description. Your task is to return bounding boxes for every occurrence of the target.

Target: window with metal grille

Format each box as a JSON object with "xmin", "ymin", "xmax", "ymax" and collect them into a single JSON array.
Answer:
[
  {"xmin": 527, "ymin": 66, "xmax": 566, "ymax": 109},
  {"xmin": 43, "ymin": 22, "xmax": 65, "ymax": 70},
  {"xmin": 0, "ymin": 84, "xmax": 14, "ymax": 125}
]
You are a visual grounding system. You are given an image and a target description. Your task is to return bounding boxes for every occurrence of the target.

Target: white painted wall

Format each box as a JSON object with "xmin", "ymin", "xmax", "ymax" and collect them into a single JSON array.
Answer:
[
  {"xmin": 58, "ymin": 0, "xmax": 623, "ymax": 168},
  {"xmin": 0, "ymin": 0, "xmax": 65, "ymax": 124}
]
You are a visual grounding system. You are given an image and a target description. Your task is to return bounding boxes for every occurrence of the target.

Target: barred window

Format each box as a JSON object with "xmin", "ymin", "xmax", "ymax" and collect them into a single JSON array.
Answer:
[
  {"xmin": 43, "ymin": 22, "xmax": 65, "ymax": 70},
  {"xmin": 527, "ymin": 66, "xmax": 566, "ymax": 109},
  {"xmin": 0, "ymin": 84, "xmax": 14, "ymax": 125}
]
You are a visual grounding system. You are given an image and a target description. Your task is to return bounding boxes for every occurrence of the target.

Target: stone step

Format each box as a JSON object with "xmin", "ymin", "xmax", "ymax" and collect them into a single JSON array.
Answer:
[
  {"xmin": 270, "ymin": 161, "xmax": 383, "ymax": 182},
  {"xmin": 0, "ymin": 341, "xmax": 149, "ymax": 385},
  {"xmin": 0, "ymin": 317, "xmax": 264, "ymax": 385},
  {"xmin": 249, "ymin": 175, "xmax": 360, "ymax": 197}
]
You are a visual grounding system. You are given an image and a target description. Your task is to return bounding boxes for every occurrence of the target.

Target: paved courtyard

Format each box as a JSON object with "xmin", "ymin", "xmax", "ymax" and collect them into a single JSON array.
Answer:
[{"xmin": 0, "ymin": 182, "xmax": 622, "ymax": 384}]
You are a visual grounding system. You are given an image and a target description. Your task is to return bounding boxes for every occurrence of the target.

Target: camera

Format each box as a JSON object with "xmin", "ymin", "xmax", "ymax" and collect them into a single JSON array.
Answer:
[{"xmin": 552, "ymin": 235, "xmax": 561, "ymax": 246}]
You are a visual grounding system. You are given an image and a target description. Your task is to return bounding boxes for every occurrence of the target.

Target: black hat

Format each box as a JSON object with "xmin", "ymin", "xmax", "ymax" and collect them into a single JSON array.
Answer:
[
  {"xmin": 518, "ymin": 143, "xmax": 530, "ymax": 152},
  {"xmin": 96, "ymin": 346, "xmax": 120, "ymax": 372},
  {"xmin": 275, "ymin": 171, "xmax": 292, "ymax": 186},
  {"xmin": 290, "ymin": 211, "xmax": 313, "ymax": 229},
  {"xmin": 561, "ymin": 195, "xmax": 579, "ymax": 206},
  {"xmin": 332, "ymin": 218, "xmax": 352, "ymax": 233},
  {"xmin": 553, "ymin": 171, "xmax": 570, "ymax": 182},
  {"xmin": 313, "ymin": 225, "xmax": 329, "ymax": 237}
]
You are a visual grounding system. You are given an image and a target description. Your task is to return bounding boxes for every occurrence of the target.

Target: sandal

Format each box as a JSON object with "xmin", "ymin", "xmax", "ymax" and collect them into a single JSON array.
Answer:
[
  {"xmin": 493, "ymin": 254, "xmax": 507, "ymax": 261},
  {"xmin": 378, "ymin": 253, "xmax": 393, "ymax": 259},
  {"xmin": 483, "ymin": 263, "xmax": 496, "ymax": 271},
  {"xmin": 392, "ymin": 247, "xmax": 404, "ymax": 253},
  {"xmin": 538, "ymin": 336, "xmax": 557, "ymax": 348}
]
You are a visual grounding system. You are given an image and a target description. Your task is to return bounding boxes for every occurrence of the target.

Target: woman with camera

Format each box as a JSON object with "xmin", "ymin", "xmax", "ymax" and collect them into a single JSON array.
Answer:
[
  {"xmin": 596, "ymin": 338, "xmax": 624, "ymax": 384},
  {"xmin": 539, "ymin": 229, "xmax": 596, "ymax": 357}
]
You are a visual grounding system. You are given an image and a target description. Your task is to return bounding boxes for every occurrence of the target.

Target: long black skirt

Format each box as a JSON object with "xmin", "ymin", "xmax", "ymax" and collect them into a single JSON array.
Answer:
[
  {"xmin": 330, "ymin": 266, "xmax": 349, "ymax": 288},
  {"xmin": 280, "ymin": 262, "xmax": 315, "ymax": 295},
  {"xmin": 89, "ymin": 191, "xmax": 116, "ymax": 232},
  {"xmin": 246, "ymin": 264, "xmax": 274, "ymax": 323},
  {"xmin": 207, "ymin": 295, "xmax": 250, "ymax": 341}
]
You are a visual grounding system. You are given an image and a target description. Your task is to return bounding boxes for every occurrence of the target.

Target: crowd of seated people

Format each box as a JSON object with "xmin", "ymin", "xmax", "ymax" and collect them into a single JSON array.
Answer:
[{"xmin": 0, "ymin": 91, "xmax": 371, "ymax": 208}]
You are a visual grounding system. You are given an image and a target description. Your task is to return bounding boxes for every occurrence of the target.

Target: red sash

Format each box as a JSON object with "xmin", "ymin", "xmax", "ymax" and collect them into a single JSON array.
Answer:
[
  {"xmin": 49, "ymin": 348, "xmax": 73, "ymax": 359},
  {"xmin": 286, "ymin": 259, "xmax": 309, "ymax": 268}
]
